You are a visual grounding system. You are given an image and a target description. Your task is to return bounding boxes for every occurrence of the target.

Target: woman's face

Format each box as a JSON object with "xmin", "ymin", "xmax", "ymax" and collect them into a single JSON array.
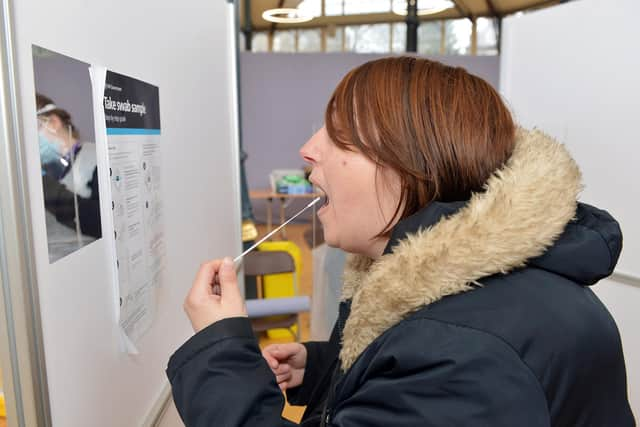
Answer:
[
  {"xmin": 300, "ymin": 126, "xmax": 402, "ymax": 258},
  {"xmin": 38, "ymin": 114, "xmax": 73, "ymax": 150}
]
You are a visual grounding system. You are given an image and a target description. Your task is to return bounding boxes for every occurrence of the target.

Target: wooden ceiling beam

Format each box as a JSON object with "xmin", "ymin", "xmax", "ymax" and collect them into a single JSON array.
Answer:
[
  {"xmin": 251, "ymin": 9, "xmax": 468, "ymax": 31},
  {"xmin": 499, "ymin": 0, "xmax": 561, "ymax": 16},
  {"xmin": 250, "ymin": 0, "xmax": 564, "ymax": 31},
  {"xmin": 485, "ymin": 0, "xmax": 502, "ymax": 18},
  {"xmin": 450, "ymin": 0, "xmax": 473, "ymax": 20},
  {"xmin": 268, "ymin": 0, "xmax": 286, "ymax": 35}
]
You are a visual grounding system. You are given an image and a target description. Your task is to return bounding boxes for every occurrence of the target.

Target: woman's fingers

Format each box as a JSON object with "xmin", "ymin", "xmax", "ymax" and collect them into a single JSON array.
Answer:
[
  {"xmin": 190, "ymin": 260, "xmax": 222, "ymax": 299},
  {"xmin": 261, "ymin": 349, "xmax": 279, "ymax": 370},
  {"xmin": 276, "ymin": 371, "xmax": 292, "ymax": 385},
  {"xmin": 218, "ymin": 257, "xmax": 242, "ymax": 303},
  {"xmin": 184, "ymin": 257, "xmax": 247, "ymax": 333},
  {"xmin": 266, "ymin": 343, "xmax": 299, "ymax": 360},
  {"xmin": 274, "ymin": 364, "xmax": 290, "ymax": 376}
]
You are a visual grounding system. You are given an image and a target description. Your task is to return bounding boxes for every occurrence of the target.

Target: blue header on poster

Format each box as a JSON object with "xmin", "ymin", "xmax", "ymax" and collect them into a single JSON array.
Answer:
[
  {"xmin": 106, "ymin": 128, "xmax": 161, "ymax": 135},
  {"xmin": 103, "ymin": 70, "xmax": 161, "ymax": 130}
]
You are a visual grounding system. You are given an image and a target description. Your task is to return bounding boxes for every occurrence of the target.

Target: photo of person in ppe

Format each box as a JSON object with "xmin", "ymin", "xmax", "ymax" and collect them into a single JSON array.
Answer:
[{"xmin": 37, "ymin": 93, "xmax": 102, "ymax": 262}]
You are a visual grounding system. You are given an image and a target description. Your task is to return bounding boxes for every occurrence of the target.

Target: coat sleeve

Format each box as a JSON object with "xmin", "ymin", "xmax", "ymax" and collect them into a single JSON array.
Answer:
[
  {"xmin": 167, "ymin": 317, "xmax": 291, "ymax": 427},
  {"xmin": 328, "ymin": 319, "xmax": 551, "ymax": 427}
]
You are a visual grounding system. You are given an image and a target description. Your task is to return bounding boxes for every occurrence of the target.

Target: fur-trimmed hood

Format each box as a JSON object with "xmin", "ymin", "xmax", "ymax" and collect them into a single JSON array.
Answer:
[{"xmin": 338, "ymin": 129, "xmax": 621, "ymax": 370}]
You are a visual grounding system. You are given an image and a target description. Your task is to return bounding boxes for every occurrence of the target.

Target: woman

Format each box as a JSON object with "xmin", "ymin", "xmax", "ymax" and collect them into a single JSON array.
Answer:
[
  {"xmin": 167, "ymin": 57, "xmax": 634, "ymax": 426},
  {"xmin": 37, "ymin": 94, "xmax": 102, "ymax": 250}
]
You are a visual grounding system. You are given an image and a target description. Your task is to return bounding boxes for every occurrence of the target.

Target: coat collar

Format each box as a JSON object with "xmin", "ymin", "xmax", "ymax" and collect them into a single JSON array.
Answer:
[{"xmin": 338, "ymin": 129, "xmax": 583, "ymax": 370}]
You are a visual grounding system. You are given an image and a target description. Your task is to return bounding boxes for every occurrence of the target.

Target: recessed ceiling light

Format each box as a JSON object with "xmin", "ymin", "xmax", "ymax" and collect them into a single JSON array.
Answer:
[
  {"xmin": 262, "ymin": 8, "xmax": 314, "ymax": 24},
  {"xmin": 392, "ymin": 0, "xmax": 454, "ymax": 16}
]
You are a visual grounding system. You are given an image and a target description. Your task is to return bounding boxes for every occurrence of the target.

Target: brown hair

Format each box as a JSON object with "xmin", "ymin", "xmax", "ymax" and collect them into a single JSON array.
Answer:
[
  {"xmin": 36, "ymin": 93, "xmax": 80, "ymax": 139},
  {"xmin": 325, "ymin": 56, "xmax": 515, "ymax": 237}
]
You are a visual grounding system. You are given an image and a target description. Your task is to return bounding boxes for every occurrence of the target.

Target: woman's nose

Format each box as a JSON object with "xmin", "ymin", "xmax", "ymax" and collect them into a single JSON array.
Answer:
[{"xmin": 299, "ymin": 134, "xmax": 318, "ymax": 165}]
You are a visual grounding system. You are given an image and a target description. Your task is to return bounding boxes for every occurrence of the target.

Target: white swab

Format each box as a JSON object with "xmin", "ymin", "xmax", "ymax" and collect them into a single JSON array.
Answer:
[
  {"xmin": 233, "ymin": 196, "xmax": 321, "ymax": 263},
  {"xmin": 212, "ymin": 197, "xmax": 321, "ymax": 296}
]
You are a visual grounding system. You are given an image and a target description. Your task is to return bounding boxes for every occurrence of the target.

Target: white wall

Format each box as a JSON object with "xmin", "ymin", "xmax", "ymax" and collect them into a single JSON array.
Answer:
[
  {"xmin": 500, "ymin": 0, "xmax": 640, "ymax": 277},
  {"xmin": 500, "ymin": 0, "xmax": 640, "ymax": 418},
  {"xmin": 11, "ymin": 1, "xmax": 240, "ymax": 426}
]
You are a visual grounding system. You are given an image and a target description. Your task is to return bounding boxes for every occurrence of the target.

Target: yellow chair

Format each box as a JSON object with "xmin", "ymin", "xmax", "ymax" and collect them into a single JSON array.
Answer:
[
  {"xmin": 256, "ymin": 241, "xmax": 302, "ymax": 339},
  {"xmin": 243, "ymin": 250, "xmax": 309, "ymax": 341}
]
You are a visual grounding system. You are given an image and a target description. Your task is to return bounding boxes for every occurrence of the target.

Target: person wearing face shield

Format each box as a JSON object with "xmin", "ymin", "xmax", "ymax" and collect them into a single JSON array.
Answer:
[{"xmin": 37, "ymin": 94, "xmax": 102, "ymax": 255}]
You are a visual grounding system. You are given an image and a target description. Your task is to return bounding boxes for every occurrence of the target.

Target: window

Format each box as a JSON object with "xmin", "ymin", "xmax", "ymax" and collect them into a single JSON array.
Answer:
[
  {"xmin": 476, "ymin": 17, "xmax": 498, "ymax": 55},
  {"xmin": 273, "ymin": 30, "xmax": 296, "ymax": 53},
  {"xmin": 298, "ymin": 29, "xmax": 322, "ymax": 52},
  {"xmin": 244, "ymin": 8, "xmax": 488, "ymax": 56},
  {"xmin": 392, "ymin": 22, "xmax": 406, "ymax": 53},
  {"xmin": 418, "ymin": 21, "xmax": 441, "ymax": 55},
  {"xmin": 326, "ymin": 0, "xmax": 393, "ymax": 15},
  {"xmin": 445, "ymin": 19, "xmax": 471, "ymax": 55},
  {"xmin": 252, "ymin": 32, "xmax": 268, "ymax": 52},
  {"xmin": 326, "ymin": 26, "xmax": 344, "ymax": 52},
  {"xmin": 345, "ymin": 24, "xmax": 390, "ymax": 53},
  {"xmin": 343, "ymin": 0, "xmax": 391, "ymax": 15},
  {"xmin": 298, "ymin": 0, "xmax": 322, "ymax": 17},
  {"xmin": 238, "ymin": 31, "xmax": 246, "ymax": 52},
  {"xmin": 325, "ymin": 0, "xmax": 344, "ymax": 16}
]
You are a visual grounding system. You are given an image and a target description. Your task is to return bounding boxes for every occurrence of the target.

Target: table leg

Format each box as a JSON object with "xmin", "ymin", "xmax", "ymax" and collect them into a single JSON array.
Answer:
[
  {"xmin": 266, "ymin": 197, "xmax": 273, "ymax": 238},
  {"xmin": 279, "ymin": 197, "xmax": 286, "ymax": 239}
]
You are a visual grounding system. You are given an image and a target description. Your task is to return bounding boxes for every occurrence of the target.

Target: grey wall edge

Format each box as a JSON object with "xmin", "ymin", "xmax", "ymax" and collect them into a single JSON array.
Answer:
[
  {"xmin": 0, "ymin": 0, "xmax": 51, "ymax": 425},
  {"xmin": 609, "ymin": 271, "xmax": 640, "ymax": 288},
  {"xmin": 143, "ymin": 382, "xmax": 172, "ymax": 427}
]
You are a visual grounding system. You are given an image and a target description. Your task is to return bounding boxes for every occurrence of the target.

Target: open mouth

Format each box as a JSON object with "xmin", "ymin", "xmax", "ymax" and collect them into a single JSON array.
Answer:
[{"xmin": 314, "ymin": 186, "xmax": 330, "ymax": 208}]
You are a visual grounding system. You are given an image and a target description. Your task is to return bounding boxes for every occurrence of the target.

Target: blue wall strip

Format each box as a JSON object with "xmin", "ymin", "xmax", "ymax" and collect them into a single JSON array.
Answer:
[{"xmin": 106, "ymin": 128, "xmax": 161, "ymax": 135}]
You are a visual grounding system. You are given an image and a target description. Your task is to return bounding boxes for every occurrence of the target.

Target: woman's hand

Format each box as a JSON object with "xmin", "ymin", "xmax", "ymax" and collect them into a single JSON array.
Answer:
[
  {"xmin": 184, "ymin": 257, "xmax": 247, "ymax": 333},
  {"xmin": 262, "ymin": 343, "xmax": 307, "ymax": 391}
]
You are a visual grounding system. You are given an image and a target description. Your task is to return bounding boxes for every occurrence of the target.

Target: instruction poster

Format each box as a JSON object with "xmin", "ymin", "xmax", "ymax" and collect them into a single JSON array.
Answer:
[{"xmin": 103, "ymin": 71, "xmax": 164, "ymax": 348}]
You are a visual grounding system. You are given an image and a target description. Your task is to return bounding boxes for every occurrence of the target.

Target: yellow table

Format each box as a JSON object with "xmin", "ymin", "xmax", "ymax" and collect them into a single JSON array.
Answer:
[{"xmin": 249, "ymin": 190, "xmax": 320, "ymax": 241}]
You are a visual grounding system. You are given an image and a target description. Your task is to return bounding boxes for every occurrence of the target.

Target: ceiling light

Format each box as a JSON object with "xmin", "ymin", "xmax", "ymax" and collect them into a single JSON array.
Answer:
[
  {"xmin": 262, "ymin": 8, "xmax": 314, "ymax": 24},
  {"xmin": 392, "ymin": 0, "xmax": 454, "ymax": 16}
]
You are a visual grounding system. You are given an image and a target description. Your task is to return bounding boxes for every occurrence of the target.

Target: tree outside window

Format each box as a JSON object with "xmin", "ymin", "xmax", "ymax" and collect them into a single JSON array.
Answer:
[
  {"xmin": 445, "ymin": 19, "xmax": 471, "ymax": 55},
  {"xmin": 418, "ymin": 21, "xmax": 441, "ymax": 56},
  {"xmin": 326, "ymin": 26, "xmax": 344, "ymax": 52},
  {"xmin": 392, "ymin": 22, "xmax": 406, "ymax": 53},
  {"xmin": 298, "ymin": 29, "xmax": 322, "ymax": 52},
  {"xmin": 345, "ymin": 24, "xmax": 390, "ymax": 53},
  {"xmin": 273, "ymin": 30, "xmax": 296, "ymax": 53},
  {"xmin": 476, "ymin": 17, "xmax": 498, "ymax": 55},
  {"xmin": 252, "ymin": 32, "xmax": 269, "ymax": 52}
]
